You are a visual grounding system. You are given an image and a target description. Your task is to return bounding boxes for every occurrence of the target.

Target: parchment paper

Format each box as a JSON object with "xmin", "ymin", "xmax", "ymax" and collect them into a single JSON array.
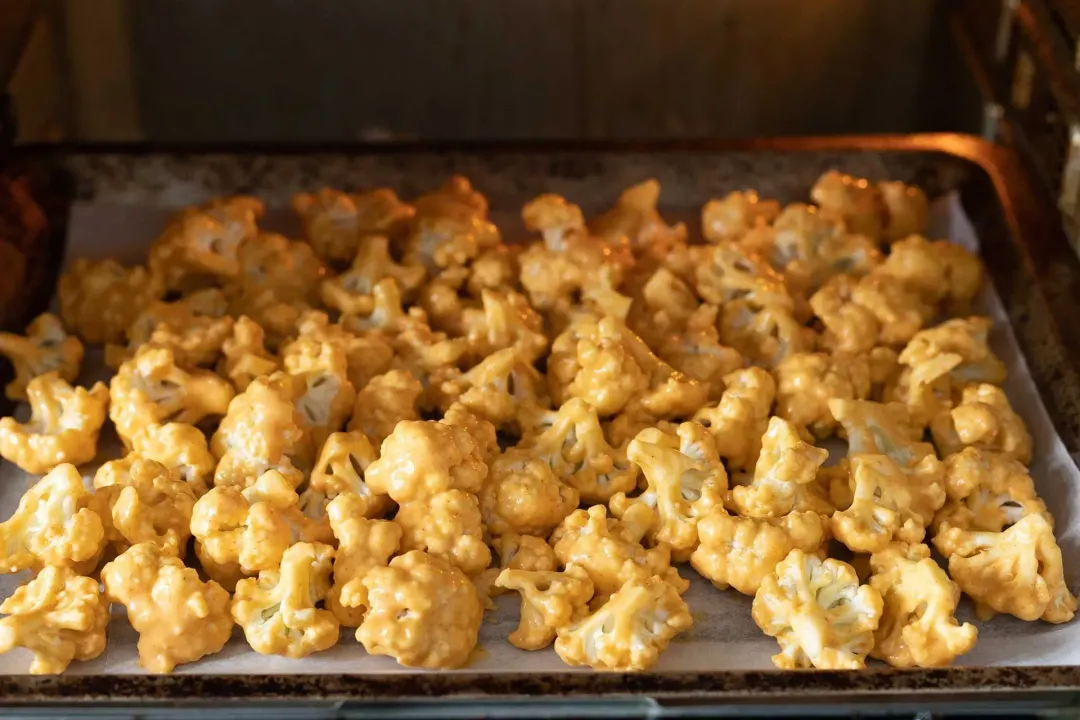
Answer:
[{"xmin": 1, "ymin": 194, "xmax": 1078, "ymax": 675}]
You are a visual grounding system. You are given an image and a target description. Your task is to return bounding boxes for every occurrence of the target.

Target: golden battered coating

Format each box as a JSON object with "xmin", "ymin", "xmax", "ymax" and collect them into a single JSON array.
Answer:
[{"xmin": 0, "ymin": 313, "xmax": 83, "ymax": 401}]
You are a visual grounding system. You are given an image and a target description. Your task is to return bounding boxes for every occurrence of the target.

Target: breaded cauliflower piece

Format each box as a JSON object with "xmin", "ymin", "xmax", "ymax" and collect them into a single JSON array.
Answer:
[
  {"xmin": 347, "ymin": 369, "xmax": 423, "ymax": 446},
  {"xmin": 720, "ymin": 299, "xmax": 816, "ymax": 369},
  {"xmin": 211, "ymin": 372, "xmax": 312, "ymax": 490},
  {"xmin": 365, "ymin": 420, "xmax": 487, "ymax": 504},
  {"xmin": 0, "ymin": 464, "xmax": 104, "ymax": 573},
  {"xmin": 934, "ymin": 513, "xmax": 1077, "ymax": 623},
  {"xmin": 110, "ymin": 288, "xmax": 234, "ymax": 369},
  {"xmin": 232, "ymin": 542, "xmax": 340, "ymax": 658},
  {"xmin": 879, "ymin": 180, "xmax": 929, "ymax": 241},
  {"xmin": 0, "ymin": 373, "xmax": 109, "ymax": 474},
  {"xmin": 899, "ymin": 317, "xmax": 1006, "ymax": 387},
  {"xmin": 58, "ymin": 258, "xmax": 164, "ymax": 344},
  {"xmin": 690, "ymin": 510, "xmax": 829, "ymax": 595},
  {"xmin": 830, "ymin": 454, "xmax": 944, "ymax": 553},
  {"xmin": 321, "ymin": 235, "xmax": 425, "ymax": 314},
  {"xmin": 752, "ymin": 549, "xmax": 883, "ymax": 669},
  {"xmin": 693, "ymin": 367, "xmax": 776, "ymax": 472},
  {"xmin": 551, "ymin": 505, "xmax": 688, "ymax": 598},
  {"xmin": 481, "ymin": 455, "xmax": 579, "ymax": 538},
  {"xmin": 282, "ymin": 337, "xmax": 357, "ymax": 448},
  {"xmin": 437, "ymin": 348, "xmax": 548, "ymax": 433},
  {"xmin": 829, "ymin": 399, "xmax": 935, "ymax": 468},
  {"xmin": 308, "ymin": 430, "xmax": 391, "ymax": 516},
  {"xmin": 930, "ymin": 384, "xmax": 1031, "ymax": 464},
  {"xmin": 605, "ymin": 320, "xmax": 709, "ymax": 419},
  {"xmin": 810, "ymin": 170, "xmax": 886, "ymax": 238},
  {"xmin": 403, "ymin": 177, "xmax": 500, "ymax": 275},
  {"xmin": 496, "ymin": 565, "xmax": 594, "ymax": 651},
  {"xmin": 590, "ymin": 179, "xmax": 688, "ymax": 252},
  {"xmin": 655, "ymin": 304, "xmax": 744, "ymax": 399},
  {"xmin": 292, "ymin": 187, "xmax": 415, "ymax": 264},
  {"xmin": 632, "ymin": 266, "xmax": 700, "ymax": 345},
  {"xmin": 131, "ymin": 422, "xmax": 214, "ymax": 497},
  {"xmin": 701, "ymin": 190, "xmax": 780, "ymax": 243},
  {"xmin": 460, "ymin": 288, "xmax": 547, "ymax": 364},
  {"xmin": 810, "ymin": 275, "xmax": 880, "ymax": 355},
  {"xmin": 730, "ymin": 417, "xmax": 831, "ymax": 518},
  {"xmin": 766, "ymin": 203, "xmax": 883, "ymax": 292},
  {"xmin": 868, "ymin": 543, "xmax": 977, "ymax": 668},
  {"xmin": 0, "ymin": 565, "xmax": 108, "ymax": 674},
  {"xmin": 934, "ymin": 447, "xmax": 1048, "ymax": 534},
  {"xmin": 326, "ymin": 493, "xmax": 401, "ymax": 626},
  {"xmin": 102, "ymin": 542, "xmax": 233, "ymax": 673},
  {"xmin": 439, "ymin": 405, "xmax": 496, "ymax": 465},
  {"xmin": 395, "ymin": 489, "xmax": 491, "ymax": 576},
  {"xmin": 850, "ymin": 271, "xmax": 933, "ymax": 346},
  {"xmin": 291, "ymin": 310, "xmax": 395, "ymax": 390},
  {"xmin": 89, "ymin": 456, "xmax": 197, "ymax": 557},
  {"xmin": 886, "ymin": 346, "xmax": 962, "ymax": 428},
  {"xmin": 235, "ymin": 232, "xmax": 324, "ymax": 307},
  {"xmin": 0, "ymin": 313, "xmax": 83, "ymax": 401},
  {"xmin": 773, "ymin": 352, "xmax": 870, "ymax": 439},
  {"xmin": 878, "ymin": 235, "xmax": 982, "ymax": 309},
  {"xmin": 554, "ymin": 575, "xmax": 692, "ymax": 671},
  {"xmin": 695, "ymin": 242, "xmax": 794, "ymax": 312},
  {"xmin": 353, "ymin": 550, "xmax": 483, "ymax": 668},
  {"xmin": 218, "ymin": 315, "xmax": 278, "ymax": 391},
  {"xmin": 110, "ymin": 347, "xmax": 234, "ymax": 448},
  {"xmin": 548, "ymin": 314, "xmax": 649, "ymax": 416}
]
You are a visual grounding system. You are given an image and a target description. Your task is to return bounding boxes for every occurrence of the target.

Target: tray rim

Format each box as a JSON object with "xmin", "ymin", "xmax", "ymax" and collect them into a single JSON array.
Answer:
[{"xmin": 4, "ymin": 132, "xmax": 1080, "ymax": 706}]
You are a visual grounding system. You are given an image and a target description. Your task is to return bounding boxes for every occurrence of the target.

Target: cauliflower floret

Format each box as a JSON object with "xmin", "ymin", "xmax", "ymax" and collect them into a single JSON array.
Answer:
[
  {"xmin": 223, "ymin": 285, "xmax": 307, "ymax": 350},
  {"xmin": 900, "ymin": 317, "xmax": 1006, "ymax": 387},
  {"xmin": 0, "ymin": 565, "xmax": 108, "ymax": 674},
  {"xmin": 554, "ymin": 575, "xmax": 692, "ymax": 671},
  {"xmin": 877, "ymin": 235, "xmax": 982, "ymax": 309},
  {"xmin": 218, "ymin": 315, "xmax": 278, "ymax": 391},
  {"xmin": 850, "ymin": 271, "xmax": 933, "ymax": 346},
  {"xmin": 810, "ymin": 170, "xmax": 886, "ymax": 238},
  {"xmin": 0, "ymin": 373, "xmax": 109, "ymax": 474},
  {"xmin": 353, "ymin": 550, "xmax": 483, "ymax": 668},
  {"xmin": 829, "ymin": 399, "xmax": 935, "ymax": 468},
  {"xmin": 934, "ymin": 514, "xmax": 1077, "ymax": 623},
  {"xmin": 934, "ymin": 447, "xmax": 1048, "ymax": 534},
  {"xmin": 58, "ymin": 258, "xmax": 164, "ymax": 344},
  {"xmin": 292, "ymin": 187, "xmax": 415, "ymax": 264},
  {"xmin": 607, "ymin": 320, "xmax": 709, "ymax": 419},
  {"xmin": 403, "ymin": 177, "xmax": 500, "ymax": 275},
  {"xmin": 0, "ymin": 313, "xmax": 83, "ymax": 401},
  {"xmin": 719, "ymin": 299, "xmax": 816, "ymax": 369},
  {"xmin": 321, "ymin": 235, "xmax": 425, "ymax": 314},
  {"xmin": 548, "ymin": 314, "xmax": 649, "ymax": 416},
  {"xmin": 868, "ymin": 543, "xmax": 977, "ymax": 668},
  {"xmin": 830, "ymin": 454, "xmax": 944, "ymax": 552},
  {"xmin": 282, "ymin": 337, "xmax": 357, "ymax": 448},
  {"xmin": 551, "ymin": 505, "xmax": 688, "ymax": 598},
  {"xmin": 441, "ymin": 402, "xmax": 500, "ymax": 462},
  {"xmin": 232, "ymin": 542, "xmax": 340, "ymax": 658},
  {"xmin": 496, "ymin": 565, "xmax": 595, "ymax": 651},
  {"xmin": 773, "ymin": 352, "xmax": 870, "ymax": 439},
  {"xmin": 365, "ymin": 420, "xmax": 486, "ymax": 504},
  {"xmin": 886, "ymin": 346, "xmax": 963, "ymax": 428},
  {"xmin": 930, "ymin": 384, "xmax": 1031, "ymax": 464},
  {"xmin": 810, "ymin": 275, "xmax": 880, "ymax": 355},
  {"xmin": 612, "ymin": 422, "xmax": 728, "ymax": 558},
  {"xmin": 88, "ymin": 457, "xmax": 197, "ymax": 557},
  {"xmin": 693, "ymin": 367, "xmax": 776, "ymax": 472},
  {"xmin": 101, "ymin": 542, "xmax": 232, "ymax": 673},
  {"xmin": 347, "ymin": 369, "xmax": 422, "ymax": 446},
  {"xmin": 878, "ymin": 180, "xmax": 929, "ymax": 241},
  {"xmin": 590, "ymin": 179, "xmax": 688, "ymax": 251},
  {"xmin": 730, "ymin": 417, "xmax": 831, "ymax": 518},
  {"xmin": 632, "ymin": 266, "xmax": 700, "ymax": 344},
  {"xmin": 0, "ymin": 464, "xmax": 104, "ymax": 573},
  {"xmin": 308, "ymin": 430, "xmax": 391, "ymax": 515},
  {"xmin": 690, "ymin": 510, "xmax": 829, "ymax": 595},
  {"xmin": 695, "ymin": 242, "xmax": 794, "ymax": 312},
  {"xmin": 110, "ymin": 347, "xmax": 234, "ymax": 448},
  {"xmin": 211, "ymin": 372, "xmax": 312, "ymax": 490},
  {"xmin": 131, "ymin": 422, "xmax": 214, "ymax": 497},
  {"xmin": 655, "ymin": 304, "xmax": 744, "ymax": 399},
  {"xmin": 701, "ymin": 190, "xmax": 780, "ymax": 243},
  {"xmin": 481, "ymin": 455, "xmax": 579, "ymax": 538},
  {"xmin": 291, "ymin": 310, "xmax": 395, "ymax": 390},
  {"xmin": 752, "ymin": 549, "xmax": 883, "ymax": 669},
  {"xmin": 110, "ymin": 288, "xmax": 234, "ymax": 369},
  {"xmin": 765, "ymin": 203, "xmax": 883, "ymax": 292},
  {"xmin": 235, "ymin": 232, "xmax": 324, "ymax": 308},
  {"xmin": 460, "ymin": 289, "xmax": 547, "ymax": 364},
  {"xmin": 395, "ymin": 489, "xmax": 491, "ymax": 576},
  {"xmin": 326, "ymin": 493, "xmax": 401, "ymax": 626},
  {"xmin": 437, "ymin": 348, "xmax": 548, "ymax": 433}
]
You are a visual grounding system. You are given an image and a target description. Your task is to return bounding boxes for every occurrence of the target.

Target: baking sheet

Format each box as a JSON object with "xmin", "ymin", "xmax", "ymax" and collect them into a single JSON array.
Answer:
[{"xmin": 1, "ymin": 194, "xmax": 1078, "ymax": 675}]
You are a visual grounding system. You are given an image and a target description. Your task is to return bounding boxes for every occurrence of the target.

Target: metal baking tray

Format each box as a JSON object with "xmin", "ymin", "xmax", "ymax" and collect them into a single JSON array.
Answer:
[{"xmin": 1, "ymin": 134, "xmax": 1080, "ymax": 713}]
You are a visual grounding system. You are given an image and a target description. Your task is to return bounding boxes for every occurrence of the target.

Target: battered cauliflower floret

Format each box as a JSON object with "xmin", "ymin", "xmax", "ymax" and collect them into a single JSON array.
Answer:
[
  {"xmin": 868, "ymin": 543, "xmax": 977, "ymax": 668},
  {"xmin": 930, "ymin": 384, "xmax": 1031, "ymax": 464},
  {"xmin": 878, "ymin": 180, "xmax": 930, "ymax": 241},
  {"xmin": 364, "ymin": 420, "xmax": 487, "ymax": 504},
  {"xmin": 655, "ymin": 304, "xmax": 744, "ymax": 399},
  {"xmin": 828, "ymin": 399, "xmax": 935, "ymax": 468},
  {"xmin": 693, "ymin": 367, "xmax": 776, "ymax": 472},
  {"xmin": 548, "ymin": 314, "xmax": 649, "ymax": 416},
  {"xmin": 211, "ymin": 372, "xmax": 313, "ymax": 490},
  {"xmin": 633, "ymin": 266, "xmax": 699, "ymax": 343},
  {"xmin": 730, "ymin": 417, "xmax": 831, "ymax": 518},
  {"xmin": 88, "ymin": 457, "xmax": 197, "ymax": 557},
  {"xmin": 0, "ymin": 373, "xmax": 109, "ymax": 474},
  {"xmin": 321, "ymin": 235, "xmax": 425, "ymax": 314},
  {"xmin": 460, "ymin": 288, "xmax": 547, "ymax": 364},
  {"xmin": 0, "ymin": 313, "xmax": 83, "ymax": 401},
  {"xmin": 766, "ymin": 203, "xmax": 883, "ymax": 292},
  {"xmin": 218, "ymin": 315, "xmax": 278, "ymax": 391},
  {"xmin": 292, "ymin": 187, "xmax": 415, "ymax": 264},
  {"xmin": 308, "ymin": 430, "xmax": 391, "ymax": 516},
  {"xmin": 886, "ymin": 347, "xmax": 962, "ymax": 428},
  {"xmin": 283, "ymin": 337, "xmax": 357, "ymax": 448},
  {"xmin": 810, "ymin": 170, "xmax": 886, "ymax": 238},
  {"xmin": 232, "ymin": 541, "xmax": 340, "ymax": 658},
  {"xmin": 395, "ymin": 489, "xmax": 491, "ymax": 576},
  {"xmin": 438, "ymin": 347, "xmax": 548, "ymax": 433},
  {"xmin": 899, "ymin": 317, "xmax": 1006, "ymax": 387},
  {"xmin": 131, "ymin": 422, "xmax": 214, "ymax": 497},
  {"xmin": 695, "ymin": 242, "xmax": 794, "ymax": 311},
  {"xmin": 223, "ymin": 285, "xmax": 306, "ymax": 351},
  {"xmin": 719, "ymin": 299, "xmax": 816, "ymax": 369},
  {"xmin": 326, "ymin": 493, "xmax": 401, "ymax": 626},
  {"xmin": 58, "ymin": 258, "xmax": 164, "ymax": 344},
  {"xmin": 102, "ymin": 542, "xmax": 232, "ymax": 673},
  {"xmin": 0, "ymin": 565, "xmax": 108, "ymax": 674},
  {"xmin": 934, "ymin": 447, "xmax": 1048, "ymax": 534},
  {"xmin": 934, "ymin": 514, "xmax": 1077, "ymax": 623},
  {"xmin": 353, "ymin": 550, "xmax": 483, "ymax": 669},
  {"xmin": 441, "ymin": 402, "xmax": 500, "ymax": 462},
  {"xmin": 0, "ymin": 464, "xmax": 104, "ymax": 574},
  {"xmin": 551, "ymin": 505, "xmax": 688, "ymax": 598},
  {"xmin": 877, "ymin": 235, "xmax": 982, "ymax": 309},
  {"xmin": 554, "ymin": 575, "xmax": 692, "ymax": 671},
  {"xmin": 111, "ymin": 289, "xmax": 234, "ymax": 369},
  {"xmin": 810, "ymin": 275, "xmax": 880, "ymax": 355},
  {"xmin": 481, "ymin": 455, "xmax": 579, "ymax": 538},
  {"xmin": 690, "ymin": 510, "xmax": 829, "ymax": 595},
  {"xmin": 701, "ymin": 190, "xmax": 780, "ymax": 243},
  {"xmin": 612, "ymin": 422, "xmax": 728, "ymax": 557},
  {"xmin": 830, "ymin": 454, "xmax": 945, "ymax": 553},
  {"xmin": 773, "ymin": 352, "xmax": 870, "ymax": 439},
  {"xmin": 110, "ymin": 347, "xmax": 234, "ymax": 448},
  {"xmin": 590, "ymin": 179, "xmax": 688, "ymax": 251},
  {"xmin": 347, "ymin": 369, "xmax": 422, "ymax": 446},
  {"xmin": 850, "ymin": 271, "xmax": 933, "ymax": 346},
  {"xmin": 511, "ymin": 398, "xmax": 638, "ymax": 503},
  {"xmin": 496, "ymin": 565, "xmax": 594, "ymax": 651},
  {"xmin": 235, "ymin": 231, "xmax": 324, "ymax": 307},
  {"xmin": 752, "ymin": 549, "xmax": 883, "ymax": 669},
  {"xmin": 609, "ymin": 320, "xmax": 709, "ymax": 419},
  {"xmin": 291, "ymin": 310, "xmax": 395, "ymax": 390},
  {"xmin": 403, "ymin": 177, "xmax": 500, "ymax": 275},
  {"xmin": 522, "ymin": 193, "xmax": 587, "ymax": 250}
]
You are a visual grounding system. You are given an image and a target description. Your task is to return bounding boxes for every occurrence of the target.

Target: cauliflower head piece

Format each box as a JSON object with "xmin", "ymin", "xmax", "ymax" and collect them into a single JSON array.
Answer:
[
  {"xmin": 460, "ymin": 288, "xmax": 548, "ymax": 364},
  {"xmin": 829, "ymin": 398, "xmax": 934, "ymax": 468},
  {"xmin": 730, "ymin": 417, "xmax": 831, "ymax": 518},
  {"xmin": 327, "ymin": 493, "xmax": 401, "ymax": 626},
  {"xmin": 131, "ymin": 422, "xmax": 214, "ymax": 497},
  {"xmin": 58, "ymin": 258, "xmax": 164, "ymax": 344},
  {"xmin": 899, "ymin": 317, "xmax": 1006, "ymax": 387},
  {"xmin": 930, "ymin": 384, "xmax": 1032, "ymax": 465},
  {"xmin": 589, "ymin": 179, "xmax": 687, "ymax": 251},
  {"xmin": 292, "ymin": 187, "xmax": 414, "ymax": 264},
  {"xmin": 934, "ymin": 447, "xmax": 1048, "ymax": 534},
  {"xmin": 308, "ymin": 430, "xmax": 392, "ymax": 517},
  {"xmin": 809, "ymin": 275, "xmax": 881, "ymax": 355},
  {"xmin": 283, "ymin": 337, "xmax": 357, "ymax": 448},
  {"xmin": 481, "ymin": 455, "xmax": 579, "ymax": 539},
  {"xmin": 348, "ymin": 369, "xmax": 423, "ymax": 446},
  {"xmin": 0, "ymin": 312, "xmax": 83, "ymax": 401},
  {"xmin": 701, "ymin": 190, "xmax": 780, "ymax": 243},
  {"xmin": 773, "ymin": 352, "xmax": 870, "ymax": 439},
  {"xmin": 719, "ymin": 298, "xmax": 816, "ymax": 370},
  {"xmin": 218, "ymin": 315, "xmax": 278, "ymax": 391},
  {"xmin": 321, "ymin": 234, "xmax": 425, "ymax": 314},
  {"xmin": 692, "ymin": 367, "xmax": 776, "ymax": 472},
  {"xmin": 436, "ymin": 347, "xmax": 548, "ymax": 433},
  {"xmin": 395, "ymin": 489, "xmax": 491, "ymax": 576},
  {"xmin": 364, "ymin": 420, "xmax": 487, "ymax": 504},
  {"xmin": 496, "ymin": 565, "xmax": 594, "ymax": 651}
]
